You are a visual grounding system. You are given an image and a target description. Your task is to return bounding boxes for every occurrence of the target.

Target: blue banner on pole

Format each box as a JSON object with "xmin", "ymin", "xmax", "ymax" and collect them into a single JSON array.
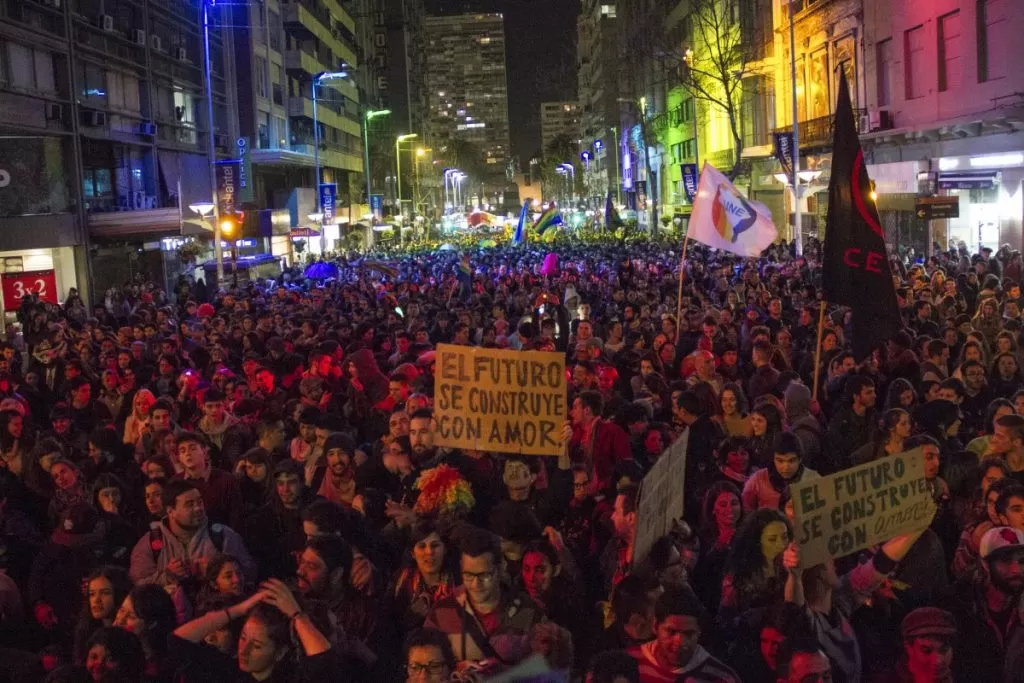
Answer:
[
  {"xmin": 215, "ymin": 160, "xmax": 241, "ymax": 218},
  {"xmin": 319, "ymin": 183, "xmax": 336, "ymax": 225},
  {"xmin": 773, "ymin": 132, "xmax": 795, "ymax": 180},
  {"xmin": 370, "ymin": 194, "xmax": 384, "ymax": 218},
  {"xmin": 681, "ymin": 163, "xmax": 699, "ymax": 203}
]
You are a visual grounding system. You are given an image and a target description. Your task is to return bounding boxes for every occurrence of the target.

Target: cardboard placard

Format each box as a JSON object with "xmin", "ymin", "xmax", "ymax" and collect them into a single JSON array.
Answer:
[
  {"xmin": 633, "ymin": 431, "xmax": 689, "ymax": 564},
  {"xmin": 434, "ymin": 344, "xmax": 567, "ymax": 456},
  {"xmin": 791, "ymin": 449, "xmax": 936, "ymax": 567}
]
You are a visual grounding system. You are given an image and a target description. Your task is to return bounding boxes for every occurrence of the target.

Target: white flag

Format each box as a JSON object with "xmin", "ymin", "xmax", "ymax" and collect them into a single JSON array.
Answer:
[{"xmin": 688, "ymin": 162, "xmax": 778, "ymax": 257}]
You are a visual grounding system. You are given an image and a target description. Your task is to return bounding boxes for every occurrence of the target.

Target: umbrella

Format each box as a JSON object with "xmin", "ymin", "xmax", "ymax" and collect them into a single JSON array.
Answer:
[
  {"xmin": 304, "ymin": 262, "xmax": 339, "ymax": 279},
  {"xmin": 438, "ymin": 243, "xmax": 457, "ymax": 251}
]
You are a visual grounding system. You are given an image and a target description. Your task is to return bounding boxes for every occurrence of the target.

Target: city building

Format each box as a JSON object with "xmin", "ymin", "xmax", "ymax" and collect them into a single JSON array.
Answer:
[
  {"xmin": 421, "ymin": 13, "xmax": 511, "ymax": 171},
  {"xmin": 540, "ymin": 101, "xmax": 581, "ymax": 153},
  {"xmin": 0, "ymin": 0, "xmax": 237, "ymax": 302},
  {"xmin": 577, "ymin": 0, "xmax": 622, "ymax": 207},
  {"xmin": 861, "ymin": 0, "xmax": 1023, "ymax": 253},
  {"xmin": 233, "ymin": 0, "xmax": 365, "ymax": 256}
]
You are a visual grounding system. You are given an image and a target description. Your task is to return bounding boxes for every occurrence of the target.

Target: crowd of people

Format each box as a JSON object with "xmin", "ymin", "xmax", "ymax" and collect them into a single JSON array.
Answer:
[{"xmin": 0, "ymin": 236, "xmax": 1022, "ymax": 682}]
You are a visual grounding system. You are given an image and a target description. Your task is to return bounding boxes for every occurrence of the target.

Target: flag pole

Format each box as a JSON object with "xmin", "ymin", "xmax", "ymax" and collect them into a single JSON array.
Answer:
[
  {"xmin": 810, "ymin": 299, "xmax": 827, "ymax": 403},
  {"xmin": 674, "ymin": 232, "xmax": 691, "ymax": 346}
]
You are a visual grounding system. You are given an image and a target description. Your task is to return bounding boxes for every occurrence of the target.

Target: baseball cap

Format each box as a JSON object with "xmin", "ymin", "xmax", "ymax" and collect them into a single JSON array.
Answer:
[
  {"xmin": 980, "ymin": 526, "xmax": 1024, "ymax": 559},
  {"xmin": 900, "ymin": 607, "xmax": 956, "ymax": 640}
]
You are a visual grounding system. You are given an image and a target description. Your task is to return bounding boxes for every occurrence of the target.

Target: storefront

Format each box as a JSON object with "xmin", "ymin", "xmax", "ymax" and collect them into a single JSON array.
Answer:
[
  {"xmin": 934, "ymin": 153, "xmax": 1024, "ymax": 253},
  {"xmin": 0, "ymin": 247, "xmax": 81, "ymax": 327}
]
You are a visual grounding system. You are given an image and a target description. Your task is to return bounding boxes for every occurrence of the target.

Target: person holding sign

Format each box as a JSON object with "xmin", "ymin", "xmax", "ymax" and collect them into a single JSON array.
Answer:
[{"xmin": 781, "ymin": 527, "xmax": 929, "ymax": 683}]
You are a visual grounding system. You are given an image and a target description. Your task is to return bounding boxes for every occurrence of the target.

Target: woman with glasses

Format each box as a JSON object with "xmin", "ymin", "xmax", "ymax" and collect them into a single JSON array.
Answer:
[{"xmin": 403, "ymin": 627, "xmax": 455, "ymax": 683}]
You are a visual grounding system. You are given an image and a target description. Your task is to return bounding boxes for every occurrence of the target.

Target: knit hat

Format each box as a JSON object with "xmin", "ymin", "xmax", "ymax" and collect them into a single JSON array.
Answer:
[
  {"xmin": 323, "ymin": 433, "xmax": 355, "ymax": 456},
  {"xmin": 784, "ymin": 382, "xmax": 812, "ymax": 419},
  {"xmin": 197, "ymin": 303, "xmax": 216, "ymax": 318},
  {"xmin": 981, "ymin": 526, "xmax": 1024, "ymax": 559},
  {"xmin": 900, "ymin": 607, "xmax": 956, "ymax": 640},
  {"xmin": 273, "ymin": 458, "xmax": 304, "ymax": 479}
]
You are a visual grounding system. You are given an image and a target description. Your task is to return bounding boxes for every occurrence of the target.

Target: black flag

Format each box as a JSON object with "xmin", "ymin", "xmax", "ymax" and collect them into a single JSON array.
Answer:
[{"xmin": 822, "ymin": 70, "xmax": 900, "ymax": 360}]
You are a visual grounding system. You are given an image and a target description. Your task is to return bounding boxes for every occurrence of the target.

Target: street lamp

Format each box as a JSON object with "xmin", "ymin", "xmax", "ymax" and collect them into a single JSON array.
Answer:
[
  {"xmin": 200, "ymin": 0, "xmax": 223, "ymax": 282},
  {"xmin": 453, "ymin": 172, "xmax": 467, "ymax": 211},
  {"xmin": 558, "ymin": 163, "xmax": 575, "ymax": 204},
  {"xmin": 395, "ymin": 133, "xmax": 418, "ymax": 221},
  {"xmin": 414, "ymin": 147, "xmax": 432, "ymax": 218},
  {"xmin": 363, "ymin": 108, "xmax": 390, "ymax": 220},
  {"xmin": 312, "ymin": 70, "xmax": 349, "ymax": 254}
]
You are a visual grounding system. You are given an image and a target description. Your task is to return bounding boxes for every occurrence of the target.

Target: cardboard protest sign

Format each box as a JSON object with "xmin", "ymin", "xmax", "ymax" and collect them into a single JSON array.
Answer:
[
  {"xmin": 791, "ymin": 448, "xmax": 936, "ymax": 567},
  {"xmin": 633, "ymin": 431, "xmax": 689, "ymax": 564},
  {"xmin": 434, "ymin": 344, "xmax": 567, "ymax": 456}
]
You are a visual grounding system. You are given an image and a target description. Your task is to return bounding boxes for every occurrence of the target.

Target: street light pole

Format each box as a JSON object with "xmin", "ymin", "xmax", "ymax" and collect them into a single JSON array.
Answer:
[
  {"xmin": 395, "ymin": 133, "xmax": 418, "ymax": 221},
  {"xmin": 788, "ymin": 0, "xmax": 803, "ymax": 255},
  {"xmin": 312, "ymin": 71, "xmax": 349, "ymax": 254},
  {"xmin": 201, "ymin": 0, "xmax": 223, "ymax": 282},
  {"xmin": 363, "ymin": 109, "xmax": 391, "ymax": 220}
]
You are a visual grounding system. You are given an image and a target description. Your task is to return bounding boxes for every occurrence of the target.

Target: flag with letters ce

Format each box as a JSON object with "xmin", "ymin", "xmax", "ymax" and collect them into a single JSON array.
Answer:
[
  {"xmin": 688, "ymin": 162, "xmax": 778, "ymax": 257},
  {"xmin": 822, "ymin": 70, "xmax": 900, "ymax": 360}
]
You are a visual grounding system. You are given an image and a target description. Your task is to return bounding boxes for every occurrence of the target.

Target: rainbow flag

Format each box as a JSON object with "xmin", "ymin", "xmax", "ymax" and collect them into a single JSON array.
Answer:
[{"xmin": 532, "ymin": 206, "xmax": 563, "ymax": 235}]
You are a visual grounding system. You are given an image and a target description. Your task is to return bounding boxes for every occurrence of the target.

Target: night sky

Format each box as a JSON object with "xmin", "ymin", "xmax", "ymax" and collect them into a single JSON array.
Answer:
[{"xmin": 425, "ymin": 0, "xmax": 581, "ymax": 163}]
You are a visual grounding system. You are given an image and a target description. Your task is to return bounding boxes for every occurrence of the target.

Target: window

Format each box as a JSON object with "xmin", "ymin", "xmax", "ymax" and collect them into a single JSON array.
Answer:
[
  {"xmin": 6, "ymin": 42, "xmax": 55, "ymax": 93},
  {"xmin": 682, "ymin": 139, "xmax": 696, "ymax": 160},
  {"xmin": 268, "ymin": 10, "xmax": 281, "ymax": 52},
  {"xmin": 682, "ymin": 98, "xmax": 694, "ymax": 122},
  {"xmin": 600, "ymin": 4, "xmax": 616, "ymax": 17},
  {"xmin": 106, "ymin": 71, "xmax": 140, "ymax": 112},
  {"xmin": 876, "ymin": 38, "xmax": 892, "ymax": 106},
  {"xmin": 671, "ymin": 142, "xmax": 682, "ymax": 163},
  {"xmin": 938, "ymin": 11, "xmax": 962, "ymax": 91},
  {"xmin": 904, "ymin": 25, "xmax": 926, "ymax": 99},
  {"xmin": 978, "ymin": 0, "xmax": 1007, "ymax": 82},
  {"xmin": 255, "ymin": 57, "xmax": 267, "ymax": 98}
]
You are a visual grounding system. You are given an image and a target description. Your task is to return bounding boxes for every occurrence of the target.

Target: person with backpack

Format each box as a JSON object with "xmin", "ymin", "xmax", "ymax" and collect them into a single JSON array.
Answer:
[{"xmin": 128, "ymin": 479, "xmax": 255, "ymax": 596}]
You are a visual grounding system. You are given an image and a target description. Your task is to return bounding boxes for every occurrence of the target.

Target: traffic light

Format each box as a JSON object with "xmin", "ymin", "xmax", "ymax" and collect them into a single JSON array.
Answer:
[{"xmin": 219, "ymin": 211, "xmax": 242, "ymax": 237}]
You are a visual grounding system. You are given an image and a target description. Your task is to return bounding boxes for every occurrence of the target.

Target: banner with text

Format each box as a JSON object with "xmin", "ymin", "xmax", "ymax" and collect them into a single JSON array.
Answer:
[
  {"xmin": 791, "ymin": 449, "xmax": 936, "ymax": 567},
  {"xmin": 319, "ymin": 183, "xmax": 337, "ymax": 225},
  {"xmin": 215, "ymin": 160, "xmax": 241, "ymax": 218},
  {"xmin": 633, "ymin": 431, "xmax": 689, "ymax": 563},
  {"xmin": 435, "ymin": 344, "xmax": 566, "ymax": 456},
  {"xmin": 681, "ymin": 163, "xmax": 699, "ymax": 203}
]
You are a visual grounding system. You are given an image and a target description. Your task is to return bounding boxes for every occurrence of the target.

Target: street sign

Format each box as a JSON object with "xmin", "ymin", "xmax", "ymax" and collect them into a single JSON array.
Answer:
[
  {"xmin": 215, "ymin": 160, "xmax": 241, "ymax": 218},
  {"xmin": 915, "ymin": 196, "xmax": 960, "ymax": 220},
  {"xmin": 237, "ymin": 137, "xmax": 253, "ymax": 203},
  {"xmin": 370, "ymin": 194, "xmax": 384, "ymax": 217},
  {"xmin": 319, "ymin": 183, "xmax": 337, "ymax": 224},
  {"xmin": 681, "ymin": 164, "xmax": 699, "ymax": 203}
]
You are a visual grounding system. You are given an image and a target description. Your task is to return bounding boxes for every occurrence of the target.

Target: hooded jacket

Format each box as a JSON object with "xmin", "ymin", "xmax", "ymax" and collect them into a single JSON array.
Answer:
[{"xmin": 128, "ymin": 518, "xmax": 255, "ymax": 588}]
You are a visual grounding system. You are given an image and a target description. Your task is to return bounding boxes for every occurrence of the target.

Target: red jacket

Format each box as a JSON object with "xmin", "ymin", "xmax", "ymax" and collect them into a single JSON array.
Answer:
[{"xmin": 572, "ymin": 419, "xmax": 632, "ymax": 491}]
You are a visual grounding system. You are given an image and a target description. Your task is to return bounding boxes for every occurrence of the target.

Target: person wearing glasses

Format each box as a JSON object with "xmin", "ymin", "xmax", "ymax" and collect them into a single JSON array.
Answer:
[
  {"xmin": 423, "ymin": 527, "xmax": 544, "ymax": 677},
  {"xmin": 403, "ymin": 628, "xmax": 456, "ymax": 682}
]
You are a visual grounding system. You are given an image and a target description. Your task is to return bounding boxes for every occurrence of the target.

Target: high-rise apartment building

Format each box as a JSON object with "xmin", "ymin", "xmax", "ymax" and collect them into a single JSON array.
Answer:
[
  {"xmin": 577, "ymin": 0, "xmax": 620, "ymax": 200},
  {"xmin": 421, "ymin": 12, "xmax": 511, "ymax": 171},
  {"xmin": 234, "ymin": 0, "xmax": 364, "ymax": 253},
  {"xmin": 540, "ymin": 101, "xmax": 581, "ymax": 153},
  {"xmin": 0, "ymin": 0, "xmax": 236, "ymax": 298}
]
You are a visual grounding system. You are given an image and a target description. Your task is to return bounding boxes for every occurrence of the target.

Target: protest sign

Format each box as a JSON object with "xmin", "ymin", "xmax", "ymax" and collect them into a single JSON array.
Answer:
[
  {"xmin": 791, "ymin": 448, "xmax": 936, "ymax": 567},
  {"xmin": 434, "ymin": 344, "xmax": 567, "ymax": 456},
  {"xmin": 633, "ymin": 431, "xmax": 689, "ymax": 564}
]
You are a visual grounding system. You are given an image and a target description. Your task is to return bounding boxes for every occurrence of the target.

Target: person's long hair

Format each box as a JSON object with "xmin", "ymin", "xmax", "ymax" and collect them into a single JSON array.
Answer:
[
  {"xmin": 868, "ymin": 409, "xmax": 909, "ymax": 458},
  {"xmin": 720, "ymin": 382, "xmax": 750, "ymax": 417},
  {"xmin": 723, "ymin": 508, "xmax": 791, "ymax": 588},
  {"xmin": 73, "ymin": 566, "xmax": 132, "ymax": 662},
  {"xmin": 699, "ymin": 481, "xmax": 744, "ymax": 542},
  {"xmin": 884, "ymin": 378, "xmax": 916, "ymax": 411},
  {"xmin": 124, "ymin": 584, "xmax": 176, "ymax": 660}
]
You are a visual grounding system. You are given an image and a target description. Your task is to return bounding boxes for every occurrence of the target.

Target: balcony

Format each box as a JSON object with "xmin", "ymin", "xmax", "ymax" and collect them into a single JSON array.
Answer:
[
  {"xmin": 287, "ymin": 97, "xmax": 360, "ymax": 137},
  {"xmin": 250, "ymin": 142, "xmax": 362, "ymax": 173},
  {"xmin": 284, "ymin": 48, "xmax": 323, "ymax": 76},
  {"xmin": 773, "ymin": 109, "xmax": 866, "ymax": 150},
  {"xmin": 88, "ymin": 207, "xmax": 182, "ymax": 238},
  {"xmin": 281, "ymin": 1, "xmax": 357, "ymax": 66}
]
